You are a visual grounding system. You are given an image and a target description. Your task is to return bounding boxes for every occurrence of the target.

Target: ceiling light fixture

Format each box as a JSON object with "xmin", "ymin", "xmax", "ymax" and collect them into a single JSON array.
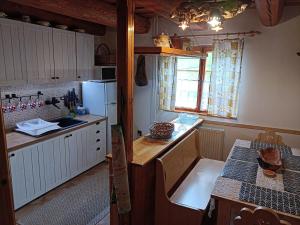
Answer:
[
  {"xmin": 171, "ymin": 0, "xmax": 251, "ymax": 32},
  {"xmin": 179, "ymin": 21, "xmax": 189, "ymax": 30}
]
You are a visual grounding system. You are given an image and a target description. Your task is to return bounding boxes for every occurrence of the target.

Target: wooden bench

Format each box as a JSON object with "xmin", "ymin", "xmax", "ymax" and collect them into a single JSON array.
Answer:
[{"xmin": 155, "ymin": 130, "xmax": 225, "ymax": 225}]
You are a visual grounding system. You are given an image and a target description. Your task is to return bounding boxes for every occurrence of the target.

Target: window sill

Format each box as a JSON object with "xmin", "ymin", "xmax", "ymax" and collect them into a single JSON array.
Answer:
[{"xmin": 173, "ymin": 109, "xmax": 238, "ymax": 123}]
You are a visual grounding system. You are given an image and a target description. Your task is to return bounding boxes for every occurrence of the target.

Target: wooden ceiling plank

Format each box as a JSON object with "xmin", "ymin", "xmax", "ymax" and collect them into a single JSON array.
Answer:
[
  {"xmin": 136, "ymin": 0, "xmax": 183, "ymax": 18},
  {"xmin": 0, "ymin": 1, "xmax": 106, "ymax": 35},
  {"xmin": 6, "ymin": 0, "xmax": 150, "ymax": 34}
]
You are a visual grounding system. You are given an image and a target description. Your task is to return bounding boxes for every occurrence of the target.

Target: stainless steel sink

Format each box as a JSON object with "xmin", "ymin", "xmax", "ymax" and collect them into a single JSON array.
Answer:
[{"xmin": 50, "ymin": 117, "xmax": 87, "ymax": 129}]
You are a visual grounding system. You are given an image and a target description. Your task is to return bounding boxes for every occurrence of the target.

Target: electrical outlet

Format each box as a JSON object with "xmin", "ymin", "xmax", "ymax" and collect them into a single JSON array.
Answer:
[{"xmin": 137, "ymin": 130, "xmax": 142, "ymax": 137}]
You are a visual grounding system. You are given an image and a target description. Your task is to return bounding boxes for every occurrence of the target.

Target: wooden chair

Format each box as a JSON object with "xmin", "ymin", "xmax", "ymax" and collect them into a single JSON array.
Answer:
[
  {"xmin": 255, "ymin": 131, "xmax": 285, "ymax": 145},
  {"xmin": 234, "ymin": 207, "xmax": 291, "ymax": 225}
]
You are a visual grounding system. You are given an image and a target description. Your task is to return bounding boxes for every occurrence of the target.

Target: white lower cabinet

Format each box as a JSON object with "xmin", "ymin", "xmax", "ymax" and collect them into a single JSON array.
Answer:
[{"xmin": 9, "ymin": 120, "xmax": 107, "ymax": 209}]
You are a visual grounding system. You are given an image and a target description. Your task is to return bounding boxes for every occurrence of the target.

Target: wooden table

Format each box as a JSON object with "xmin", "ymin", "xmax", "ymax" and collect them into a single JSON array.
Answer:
[
  {"xmin": 212, "ymin": 139, "xmax": 300, "ymax": 225},
  {"xmin": 108, "ymin": 118, "xmax": 204, "ymax": 225}
]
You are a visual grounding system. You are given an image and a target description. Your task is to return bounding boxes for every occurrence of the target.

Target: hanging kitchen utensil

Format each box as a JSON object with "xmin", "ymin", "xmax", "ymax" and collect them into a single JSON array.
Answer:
[{"xmin": 135, "ymin": 55, "xmax": 148, "ymax": 86}]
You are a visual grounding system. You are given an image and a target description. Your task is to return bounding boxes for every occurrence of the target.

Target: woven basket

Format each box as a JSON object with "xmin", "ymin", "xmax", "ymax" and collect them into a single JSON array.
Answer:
[
  {"xmin": 150, "ymin": 122, "xmax": 174, "ymax": 139},
  {"xmin": 95, "ymin": 43, "xmax": 116, "ymax": 65}
]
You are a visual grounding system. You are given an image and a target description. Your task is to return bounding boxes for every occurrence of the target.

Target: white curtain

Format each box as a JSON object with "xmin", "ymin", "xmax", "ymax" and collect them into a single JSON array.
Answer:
[
  {"xmin": 207, "ymin": 38, "xmax": 244, "ymax": 118},
  {"xmin": 158, "ymin": 56, "xmax": 177, "ymax": 111}
]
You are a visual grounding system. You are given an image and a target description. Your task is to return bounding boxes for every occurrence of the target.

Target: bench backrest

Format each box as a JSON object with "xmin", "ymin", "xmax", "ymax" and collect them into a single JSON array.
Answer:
[{"xmin": 157, "ymin": 130, "xmax": 200, "ymax": 193}]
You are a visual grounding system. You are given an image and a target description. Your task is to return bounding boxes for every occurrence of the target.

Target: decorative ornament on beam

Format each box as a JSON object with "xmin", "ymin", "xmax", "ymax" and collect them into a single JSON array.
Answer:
[{"xmin": 171, "ymin": 0, "xmax": 251, "ymax": 31}]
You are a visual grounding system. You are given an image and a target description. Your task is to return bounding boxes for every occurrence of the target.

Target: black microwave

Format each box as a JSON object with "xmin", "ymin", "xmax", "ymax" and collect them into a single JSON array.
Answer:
[{"xmin": 94, "ymin": 66, "xmax": 116, "ymax": 80}]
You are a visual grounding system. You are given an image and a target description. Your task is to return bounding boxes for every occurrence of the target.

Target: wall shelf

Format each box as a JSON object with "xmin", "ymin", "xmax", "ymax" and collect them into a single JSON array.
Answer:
[{"xmin": 134, "ymin": 47, "xmax": 203, "ymax": 57}]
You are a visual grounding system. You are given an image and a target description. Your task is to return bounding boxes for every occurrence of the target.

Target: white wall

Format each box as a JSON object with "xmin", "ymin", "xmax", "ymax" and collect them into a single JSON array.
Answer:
[
  {"xmin": 156, "ymin": 7, "xmax": 300, "ymax": 130},
  {"xmin": 133, "ymin": 8, "xmax": 300, "ymax": 155},
  {"xmin": 95, "ymin": 27, "xmax": 117, "ymax": 54}
]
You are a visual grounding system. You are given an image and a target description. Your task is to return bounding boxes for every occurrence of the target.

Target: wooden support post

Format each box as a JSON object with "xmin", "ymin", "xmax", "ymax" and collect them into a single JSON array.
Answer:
[
  {"xmin": 117, "ymin": 0, "xmax": 134, "ymax": 163},
  {"xmin": 115, "ymin": 0, "xmax": 134, "ymax": 224},
  {"xmin": 0, "ymin": 102, "xmax": 16, "ymax": 225}
]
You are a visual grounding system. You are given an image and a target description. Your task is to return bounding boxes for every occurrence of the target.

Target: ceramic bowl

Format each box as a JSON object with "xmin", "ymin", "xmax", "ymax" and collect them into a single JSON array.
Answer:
[
  {"xmin": 0, "ymin": 12, "xmax": 7, "ymax": 18},
  {"xmin": 37, "ymin": 21, "xmax": 51, "ymax": 27},
  {"xmin": 258, "ymin": 148, "xmax": 282, "ymax": 171},
  {"xmin": 55, "ymin": 25, "xmax": 68, "ymax": 30},
  {"xmin": 74, "ymin": 29, "xmax": 86, "ymax": 33}
]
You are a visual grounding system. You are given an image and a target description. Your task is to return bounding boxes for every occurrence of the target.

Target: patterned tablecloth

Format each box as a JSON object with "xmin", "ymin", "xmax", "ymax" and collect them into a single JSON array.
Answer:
[{"xmin": 212, "ymin": 139, "xmax": 300, "ymax": 217}]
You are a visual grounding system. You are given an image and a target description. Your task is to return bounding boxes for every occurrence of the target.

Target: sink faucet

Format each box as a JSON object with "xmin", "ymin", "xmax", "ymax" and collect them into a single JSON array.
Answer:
[{"xmin": 45, "ymin": 97, "xmax": 61, "ymax": 109}]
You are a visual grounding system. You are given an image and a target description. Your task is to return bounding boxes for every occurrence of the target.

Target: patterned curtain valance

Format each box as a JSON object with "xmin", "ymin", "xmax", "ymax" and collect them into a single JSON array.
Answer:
[
  {"xmin": 207, "ymin": 38, "xmax": 244, "ymax": 118},
  {"xmin": 158, "ymin": 56, "xmax": 178, "ymax": 111}
]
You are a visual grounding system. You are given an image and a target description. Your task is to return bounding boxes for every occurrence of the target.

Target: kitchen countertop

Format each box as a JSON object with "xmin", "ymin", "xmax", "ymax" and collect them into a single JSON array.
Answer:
[
  {"xmin": 6, "ymin": 114, "xmax": 107, "ymax": 152},
  {"xmin": 107, "ymin": 118, "xmax": 204, "ymax": 166}
]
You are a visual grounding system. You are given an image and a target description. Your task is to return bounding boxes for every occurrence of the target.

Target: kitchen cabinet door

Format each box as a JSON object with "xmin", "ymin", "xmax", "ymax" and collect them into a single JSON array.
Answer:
[
  {"xmin": 42, "ymin": 137, "xmax": 61, "ymax": 191},
  {"xmin": 53, "ymin": 28, "xmax": 76, "ymax": 81},
  {"xmin": 9, "ymin": 144, "xmax": 46, "ymax": 209},
  {"xmin": 97, "ymin": 120, "xmax": 107, "ymax": 163},
  {"xmin": 86, "ymin": 121, "xmax": 107, "ymax": 168},
  {"xmin": 87, "ymin": 125, "xmax": 98, "ymax": 168},
  {"xmin": 76, "ymin": 33, "xmax": 94, "ymax": 81},
  {"xmin": 23, "ymin": 144, "xmax": 46, "ymax": 200},
  {"xmin": 0, "ymin": 18, "xmax": 27, "ymax": 85},
  {"xmin": 23, "ymin": 23, "xmax": 55, "ymax": 83},
  {"xmin": 76, "ymin": 128, "xmax": 88, "ymax": 173},
  {"xmin": 67, "ymin": 131, "xmax": 79, "ymax": 178},
  {"xmin": 9, "ymin": 150, "xmax": 27, "ymax": 209},
  {"xmin": 60, "ymin": 135, "xmax": 71, "ymax": 183}
]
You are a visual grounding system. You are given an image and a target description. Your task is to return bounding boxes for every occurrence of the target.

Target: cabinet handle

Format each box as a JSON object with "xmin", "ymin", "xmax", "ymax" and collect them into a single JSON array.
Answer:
[
  {"xmin": 65, "ymin": 135, "xmax": 70, "ymax": 138},
  {"xmin": 69, "ymin": 134, "xmax": 73, "ymax": 137},
  {"xmin": 55, "ymin": 77, "xmax": 60, "ymax": 79},
  {"xmin": 96, "ymin": 122, "xmax": 100, "ymax": 125},
  {"xmin": 96, "ymin": 130, "xmax": 100, "ymax": 134},
  {"xmin": 96, "ymin": 147, "xmax": 100, "ymax": 151},
  {"xmin": 9, "ymin": 153, "xmax": 15, "ymax": 158},
  {"xmin": 51, "ymin": 77, "xmax": 56, "ymax": 80},
  {"xmin": 96, "ymin": 139, "xmax": 100, "ymax": 143},
  {"xmin": 77, "ymin": 76, "xmax": 81, "ymax": 79}
]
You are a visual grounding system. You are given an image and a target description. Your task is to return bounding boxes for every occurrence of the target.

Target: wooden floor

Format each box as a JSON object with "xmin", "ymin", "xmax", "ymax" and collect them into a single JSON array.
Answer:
[{"xmin": 15, "ymin": 162, "xmax": 110, "ymax": 225}]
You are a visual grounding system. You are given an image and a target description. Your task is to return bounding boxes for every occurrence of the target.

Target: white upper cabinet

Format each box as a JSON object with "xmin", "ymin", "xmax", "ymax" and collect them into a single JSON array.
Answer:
[
  {"xmin": 23, "ymin": 23, "xmax": 55, "ymax": 83},
  {"xmin": 0, "ymin": 19, "xmax": 27, "ymax": 85},
  {"xmin": 0, "ymin": 18, "xmax": 94, "ymax": 85},
  {"xmin": 53, "ymin": 28, "xmax": 77, "ymax": 82},
  {"xmin": 76, "ymin": 33, "xmax": 94, "ymax": 81}
]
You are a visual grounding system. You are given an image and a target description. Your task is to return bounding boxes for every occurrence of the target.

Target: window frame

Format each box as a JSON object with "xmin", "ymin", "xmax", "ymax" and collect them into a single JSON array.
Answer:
[{"xmin": 175, "ymin": 46, "xmax": 213, "ymax": 113}]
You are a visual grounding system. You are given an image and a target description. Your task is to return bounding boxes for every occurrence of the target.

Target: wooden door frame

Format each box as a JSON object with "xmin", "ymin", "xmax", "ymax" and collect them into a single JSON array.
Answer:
[{"xmin": 0, "ymin": 101, "xmax": 16, "ymax": 225}]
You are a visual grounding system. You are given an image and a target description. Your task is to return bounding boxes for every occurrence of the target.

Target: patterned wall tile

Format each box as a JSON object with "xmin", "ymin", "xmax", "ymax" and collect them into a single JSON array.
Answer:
[{"xmin": 0, "ymin": 82, "xmax": 81, "ymax": 129}]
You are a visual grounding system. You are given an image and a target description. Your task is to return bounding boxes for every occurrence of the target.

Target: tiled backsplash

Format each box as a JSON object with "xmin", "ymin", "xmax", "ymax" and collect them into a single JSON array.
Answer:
[{"xmin": 0, "ymin": 82, "xmax": 81, "ymax": 129}]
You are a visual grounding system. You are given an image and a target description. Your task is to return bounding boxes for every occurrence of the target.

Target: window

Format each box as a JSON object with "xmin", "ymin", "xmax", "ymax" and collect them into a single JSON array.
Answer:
[{"xmin": 175, "ymin": 49, "xmax": 213, "ymax": 113}]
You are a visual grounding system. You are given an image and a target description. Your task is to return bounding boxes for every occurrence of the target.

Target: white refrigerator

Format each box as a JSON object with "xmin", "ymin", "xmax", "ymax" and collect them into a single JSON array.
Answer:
[{"xmin": 82, "ymin": 80, "xmax": 117, "ymax": 154}]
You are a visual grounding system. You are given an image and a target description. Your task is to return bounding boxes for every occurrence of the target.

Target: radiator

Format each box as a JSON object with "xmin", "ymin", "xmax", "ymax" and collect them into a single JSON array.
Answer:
[{"xmin": 197, "ymin": 126, "xmax": 225, "ymax": 161}]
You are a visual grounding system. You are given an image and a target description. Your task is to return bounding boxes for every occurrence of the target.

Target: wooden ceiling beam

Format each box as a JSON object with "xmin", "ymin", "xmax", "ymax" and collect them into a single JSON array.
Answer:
[
  {"xmin": 0, "ymin": 1, "xmax": 106, "ymax": 36},
  {"xmin": 6, "ymin": 0, "xmax": 150, "ymax": 34},
  {"xmin": 135, "ymin": 0, "xmax": 183, "ymax": 19},
  {"xmin": 255, "ymin": 0, "xmax": 285, "ymax": 26}
]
